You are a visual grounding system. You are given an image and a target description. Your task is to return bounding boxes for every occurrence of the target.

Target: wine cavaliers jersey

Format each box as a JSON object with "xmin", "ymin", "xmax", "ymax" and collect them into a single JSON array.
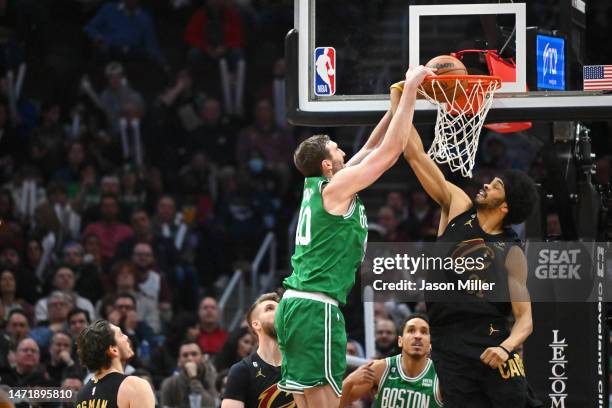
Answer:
[
  {"xmin": 224, "ymin": 352, "xmax": 295, "ymax": 408},
  {"xmin": 75, "ymin": 372, "xmax": 127, "ymax": 408},
  {"xmin": 427, "ymin": 207, "xmax": 521, "ymax": 330}
]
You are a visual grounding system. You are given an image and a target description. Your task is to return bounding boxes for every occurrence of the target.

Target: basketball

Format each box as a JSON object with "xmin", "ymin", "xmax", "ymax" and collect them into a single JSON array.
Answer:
[
  {"xmin": 421, "ymin": 55, "xmax": 468, "ymax": 101},
  {"xmin": 426, "ymin": 55, "xmax": 467, "ymax": 76}
]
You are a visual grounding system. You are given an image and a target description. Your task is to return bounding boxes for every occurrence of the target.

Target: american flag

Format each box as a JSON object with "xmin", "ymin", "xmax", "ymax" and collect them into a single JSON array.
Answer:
[{"xmin": 583, "ymin": 65, "xmax": 612, "ymax": 90}]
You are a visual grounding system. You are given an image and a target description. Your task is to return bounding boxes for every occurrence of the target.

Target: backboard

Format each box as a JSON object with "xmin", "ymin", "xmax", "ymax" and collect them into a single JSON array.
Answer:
[{"xmin": 286, "ymin": 0, "xmax": 612, "ymax": 126}]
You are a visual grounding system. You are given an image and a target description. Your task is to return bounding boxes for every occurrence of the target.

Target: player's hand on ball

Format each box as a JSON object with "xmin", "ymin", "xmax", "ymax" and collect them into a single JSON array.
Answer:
[
  {"xmin": 480, "ymin": 347, "xmax": 509, "ymax": 369},
  {"xmin": 404, "ymin": 65, "xmax": 436, "ymax": 90},
  {"xmin": 347, "ymin": 361, "xmax": 376, "ymax": 386}
]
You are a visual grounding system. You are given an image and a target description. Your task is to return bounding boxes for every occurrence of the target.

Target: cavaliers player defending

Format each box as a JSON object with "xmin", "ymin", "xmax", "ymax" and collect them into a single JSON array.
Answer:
[
  {"xmin": 391, "ymin": 83, "xmax": 540, "ymax": 407},
  {"xmin": 75, "ymin": 320, "xmax": 155, "ymax": 408}
]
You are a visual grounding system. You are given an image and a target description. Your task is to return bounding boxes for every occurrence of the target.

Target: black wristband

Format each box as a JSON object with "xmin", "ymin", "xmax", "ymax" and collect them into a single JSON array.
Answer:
[{"xmin": 498, "ymin": 345, "xmax": 511, "ymax": 358}]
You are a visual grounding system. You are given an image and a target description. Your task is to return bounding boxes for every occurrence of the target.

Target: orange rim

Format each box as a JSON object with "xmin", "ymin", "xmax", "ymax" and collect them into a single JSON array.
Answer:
[
  {"xmin": 422, "ymin": 74, "xmax": 503, "ymax": 89},
  {"xmin": 420, "ymin": 75, "xmax": 503, "ymax": 115}
]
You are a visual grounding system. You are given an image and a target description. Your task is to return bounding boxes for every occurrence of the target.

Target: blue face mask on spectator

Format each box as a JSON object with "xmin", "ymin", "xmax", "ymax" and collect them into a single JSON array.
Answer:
[{"xmin": 249, "ymin": 158, "xmax": 264, "ymax": 174}]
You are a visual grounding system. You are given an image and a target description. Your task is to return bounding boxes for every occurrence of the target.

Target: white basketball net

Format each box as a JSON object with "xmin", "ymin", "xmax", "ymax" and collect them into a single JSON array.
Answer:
[{"xmin": 417, "ymin": 77, "xmax": 500, "ymax": 178}]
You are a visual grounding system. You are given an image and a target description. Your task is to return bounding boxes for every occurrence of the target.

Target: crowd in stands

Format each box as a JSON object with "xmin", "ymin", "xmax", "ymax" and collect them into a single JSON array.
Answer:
[
  {"xmin": 0, "ymin": 0, "xmax": 295, "ymax": 405},
  {"xmin": 0, "ymin": 0, "xmax": 610, "ymax": 407}
]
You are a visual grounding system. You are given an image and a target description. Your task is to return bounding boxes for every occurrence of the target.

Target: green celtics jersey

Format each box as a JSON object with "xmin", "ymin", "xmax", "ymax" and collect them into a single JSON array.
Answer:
[
  {"xmin": 283, "ymin": 176, "xmax": 368, "ymax": 304},
  {"xmin": 375, "ymin": 355, "xmax": 443, "ymax": 408}
]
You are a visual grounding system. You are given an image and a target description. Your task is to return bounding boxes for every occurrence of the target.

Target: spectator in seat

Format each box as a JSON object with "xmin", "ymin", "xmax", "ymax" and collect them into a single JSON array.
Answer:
[
  {"xmin": 53, "ymin": 141, "xmax": 87, "ymax": 185},
  {"xmin": 61, "ymin": 242, "xmax": 105, "ymax": 304},
  {"xmin": 35, "ymin": 266, "xmax": 95, "ymax": 325},
  {"xmin": 85, "ymin": 0, "xmax": 166, "ymax": 66},
  {"xmin": 376, "ymin": 206, "xmax": 409, "ymax": 243},
  {"xmin": 154, "ymin": 68, "xmax": 206, "ymax": 167},
  {"xmin": 98, "ymin": 62, "xmax": 146, "ymax": 137},
  {"xmin": 0, "ymin": 309, "xmax": 31, "ymax": 375},
  {"xmin": 44, "ymin": 331, "xmax": 82, "ymax": 386},
  {"xmin": 2, "ymin": 338, "xmax": 48, "ymax": 386},
  {"xmin": 212, "ymin": 326, "xmax": 254, "ymax": 373},
  {"xmin": 152, "ymin": 195, "xmax": 184, "ymax": 249},
  {"xmin": 81, "ymin": 234, "xmax": 109, "ymax": 288},
  {"xmin": 196, "ymin": 297, "xmax": 228, "ymax": 355},
  {"xmin": 61, "ymin": 375, "xmax": 84, "ymax": 406},
  {"xmin": 82, "ymin": 193, "xmax": 134, "ymax": 262},
  {"xmin": 0, "ymin": 246, "xmax": 39, "ymax": 304},
  {"xmin": 160, "ymin": 341, "xmax": 218, "ymax": 408},
  {"xmin": 28, "ymin": 102, "xmax": 66, "ymax": 178},
  {"xmin": 236, "ymin": 98, "xmax": 294, "ymax": 193},
  {"xmin": 178, "ymin": 151, "xmax": 216, "ymax": 199},
  {"xmin": 5, "ymin": 309, "xmax": 31, "ymax": 344},
  {"xmin": 184, "ymin": 0, "xmax": 246, "ymax": 115},
  {"xmin": 107, "ymin": 292, "xmax": 156, "ymax": 350},
  {"xmin": 30, "ymin": 291, "xmax": 73, "ymax": 349},
  {"xmin": 107, "ymin": 260, "xmax": 160, "ymax": 333},
  {"xmin": 0, "ymin": 189, "xmax": 25, "ymax": 253},
  {"xmin": 149, "ymin": 312, "xmax": 199, "ymax": 389},
  {"xmin": 34, "ymin": 181, "xmax": 82, "ymax": 248},
  {"xmin": 188, "ymin": 97, "xmax": 236, "ymax": 167},
  {"xmin": 374, "ymin": 318, "xmax": 399, "ymax": 359},
  {"xmin": 119, "ymin": 164, "xmax": 147, "ymax": 212},
  {"xmin": 0, "ymin": 268, "xmax": 34, "ymax": 322},
  {"xmin": 23, "ymin": 238, "xmax": 44, "ymax": 282},
  {"xmin": 130, "ymin": 242, "xmax": 172, "ymax": 322},
  {"xmin": 67, "ymin": 308, "xmax": 90, "ymax": 340},
  {"xmin": 402, "ymin": 189, "xmax": 437, "ymax": 240},
  {"xmin": 386, "ymin": 191, "xmax": 408, "ymax": 222},
  {"xmin": 115, "ymin": 208, "xmax": 178, "ymax": 274}
]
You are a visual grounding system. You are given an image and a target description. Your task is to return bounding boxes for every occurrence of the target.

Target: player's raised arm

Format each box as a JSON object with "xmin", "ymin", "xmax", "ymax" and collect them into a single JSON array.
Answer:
[
  {"xmin": 325, "ymin": 66, "xmax": 433, "ymax": 203},
  {"xmin": 402, "ymin": 122, "xmax": 472, "ymax": 216},
  {"xmin": 346, "ymin": 110, "xmax": 392, "ymax": 167}
]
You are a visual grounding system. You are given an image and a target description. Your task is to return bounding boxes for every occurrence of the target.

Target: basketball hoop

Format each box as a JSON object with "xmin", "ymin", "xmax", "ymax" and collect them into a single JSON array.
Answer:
[{"xmin": 418, "ymin": 75, "xmax": 502, "ymax": 178}]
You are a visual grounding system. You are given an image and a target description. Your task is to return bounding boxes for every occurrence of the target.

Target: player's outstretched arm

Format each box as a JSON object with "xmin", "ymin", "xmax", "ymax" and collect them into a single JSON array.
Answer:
[
  {"xmin": 117, "ymin": 376, "xmax": 156, "ymax": 408},
  {"xmin": 403, "ymin": 124, "xmax": 451, "ymax": 209},
  {"xmin": 402, "ymin": 124, "xmax": 472, "ymax": 229},
  {"xmin": 339, "ymin": 360, "xmax": 386, "ymax": 407},
  {"xmin": 325, "ymin": 66, "xmax": 433, "ymax": 203},
  {"xmin": 346, "ymin": 110, "xmax": 392, "ymax": 167}
]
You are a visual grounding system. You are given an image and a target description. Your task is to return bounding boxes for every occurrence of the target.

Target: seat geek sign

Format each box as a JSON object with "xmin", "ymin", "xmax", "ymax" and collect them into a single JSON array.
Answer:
[{"xmin": 526, "ymin": 241, "xmax": 595, "ymax": 302}]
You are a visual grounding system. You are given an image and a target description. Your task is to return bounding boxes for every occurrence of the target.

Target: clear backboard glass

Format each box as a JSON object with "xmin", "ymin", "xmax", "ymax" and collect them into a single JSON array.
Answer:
[{"xmin": 286, "ymin": 0, "xmax": 612, "ymax": 125}]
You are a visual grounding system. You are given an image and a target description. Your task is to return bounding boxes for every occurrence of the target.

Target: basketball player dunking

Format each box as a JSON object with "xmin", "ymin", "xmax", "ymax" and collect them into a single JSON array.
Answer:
[
  {"xmin": 391, "ymin": 83, "xmax": 540, "ymax": 407},
  {"xmin": 275, "ymin": 66, "xmax": 433, "ymax": 408},
  {"xmin": 75, "ymin": 320, "xmax": 155, "ymax": 408}
]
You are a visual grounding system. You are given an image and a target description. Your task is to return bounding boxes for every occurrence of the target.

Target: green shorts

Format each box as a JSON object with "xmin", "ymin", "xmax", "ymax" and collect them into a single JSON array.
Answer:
[{"xmin": 274, "ymin": 292, "xmax": 347, "ymax": 397}]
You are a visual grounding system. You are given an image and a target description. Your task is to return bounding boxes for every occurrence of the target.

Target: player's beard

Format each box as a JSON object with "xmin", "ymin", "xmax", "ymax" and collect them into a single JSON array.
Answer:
[
  {"xmin": 262, "ymin": 320, "xmax": 277, "ymax": 339},
  {"xmin": 473, "ymin": 196, "xmax": 503, "ymax": 211},
  {"xmin": 330, "ymin": 158, "xmax": 345, "ymax": 175}
]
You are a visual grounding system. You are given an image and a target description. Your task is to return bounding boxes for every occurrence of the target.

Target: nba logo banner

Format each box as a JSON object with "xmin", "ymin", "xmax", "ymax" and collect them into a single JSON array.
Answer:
[{"xmin": 314, "ymin": 47, "xmax": 336, "ymax": 96}]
